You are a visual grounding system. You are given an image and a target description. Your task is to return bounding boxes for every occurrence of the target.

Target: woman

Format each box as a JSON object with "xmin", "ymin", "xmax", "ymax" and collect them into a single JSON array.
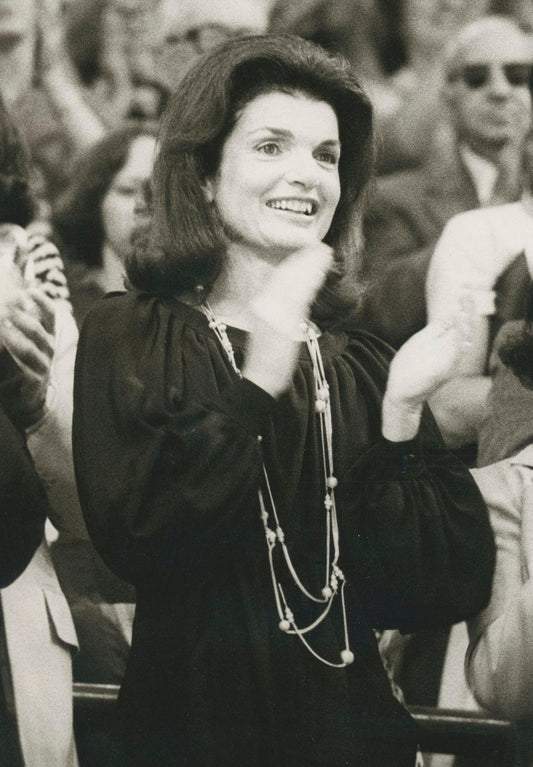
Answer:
[
  {"xmin": 0, "ymin": 92, "xmax": 80, "ymax": 765},
  {"xmin": 53, "ymin": 123, "xmax": 157, "ymax": 327},
  {"xmin": 465, "ymin": 302, "xmax": 533, "ymax": 766},
  {"xmin": 466, "ymin": 296, "xmax": 533, "ymax": 719},
  {"xmin": 52, "ymin": 124, "xmax": 156, "ymax": 685},
  {"xmin": 73, "ymin": 35, "xmax": 495, "ymax": 766},
  {"xmin": 425, "ymin": 197, "xmax": 533, "ymax": 450}
]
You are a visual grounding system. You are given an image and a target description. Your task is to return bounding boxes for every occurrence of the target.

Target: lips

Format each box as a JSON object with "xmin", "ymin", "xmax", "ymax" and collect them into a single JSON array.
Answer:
[{"xmin": 266, "ymin": 199, "xmax": 316, "ymax": 216}]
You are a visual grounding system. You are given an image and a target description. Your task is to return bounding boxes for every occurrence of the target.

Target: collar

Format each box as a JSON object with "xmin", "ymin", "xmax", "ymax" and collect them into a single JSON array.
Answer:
[
  {"xmin": 509, "ymin": 444, "xmax": 533, "ymax": 469},
  {"xmin": 459, "ymin": 145, "xmax": 498, "ymax": 206}
]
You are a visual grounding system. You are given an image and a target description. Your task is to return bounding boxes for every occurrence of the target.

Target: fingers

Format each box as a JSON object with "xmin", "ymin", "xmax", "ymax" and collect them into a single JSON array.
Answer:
[
  {"xmin": 457, "ymin": 291, "xmax": 476, "ymax": 347},
  {"xmin": 27, "ymin": 288, "xmax": 56, "ymax": 336},
  {"xmin": 262, "ymin": 244, "xmax": 334, "ymax": 316},
  {"xmin": 0, "ymin": 308, "xmax": 54, "ymax": 377}
]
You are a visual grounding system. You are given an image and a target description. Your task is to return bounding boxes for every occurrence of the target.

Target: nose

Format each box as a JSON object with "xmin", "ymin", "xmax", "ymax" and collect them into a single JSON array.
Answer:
[
  {"xmin": 285, "ymin": 150, "xmax": 320, "ymax": 190},
  {"xmin": 486, "ymin": 65, "xmax": 514, "ymax": 99}
]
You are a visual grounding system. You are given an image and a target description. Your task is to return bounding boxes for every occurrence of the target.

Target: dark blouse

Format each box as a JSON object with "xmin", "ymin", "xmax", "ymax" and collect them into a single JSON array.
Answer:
[{"xmin": 73, "ymin": 291, "xmax": 495, "ymax": 767}]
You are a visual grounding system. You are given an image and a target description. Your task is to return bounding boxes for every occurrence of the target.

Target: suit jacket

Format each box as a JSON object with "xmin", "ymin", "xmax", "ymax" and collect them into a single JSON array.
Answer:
[
  {"xmin": 356, "ymin": 144, "xmax": 481, "ymax": 348},
  {"xmin": 1, "ymin": 541, "xmax": 79, "ymax": 767},
  {"xmin": 468, "ymin": 448, "xmax": 533, "ymax": 720}
]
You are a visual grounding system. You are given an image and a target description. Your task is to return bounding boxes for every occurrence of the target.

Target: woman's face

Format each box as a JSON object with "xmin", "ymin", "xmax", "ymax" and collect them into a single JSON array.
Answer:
[
  {"xmin": 404, "ymin": 0, "xmax": 491, "ymax": 54},
  {"xmin": 205, "ymin": 91, "xmax": 341, "ymax": 261},
  {"xmin": 0, "ymin": 0, "xmax": 36, "ymax": 39},
  {"xmin": 101, "ymin": 134, "xmax": 156, "ymax": 260}
]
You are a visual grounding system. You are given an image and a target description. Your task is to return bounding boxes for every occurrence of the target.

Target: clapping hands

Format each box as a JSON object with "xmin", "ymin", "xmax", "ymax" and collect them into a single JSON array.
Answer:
[
  {"xmin": 243, "ymin": 243, "xmax": 333, "ymax": 397},
  {"xmin": 383, "ymin": 295, "xmax": 475, "ymax": 441},
  {"xmin": 0, "ymin": 287, "xmax": 56, "ymax": 426}
]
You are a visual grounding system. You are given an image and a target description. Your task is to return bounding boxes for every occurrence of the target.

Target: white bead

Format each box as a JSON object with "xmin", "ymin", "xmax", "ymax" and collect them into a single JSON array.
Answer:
[
  {"xmin": 257, "ymin": 435, "xmax": 263, "ymax": 443},
  {"xmin": 279, "ymin": 619, "xmax": 291, "ymax": 632},
  {"xmin": 318, "ymin": 387, "xmax": 329, "ymax": 401},
  {"xmin": 333, "ymin": 565, "xmax": 344, "ymax": 580},
  {"xmin": 341, "ymin": 649, "xmax": 354, "ymax": 665},
  {"xmin": 315, "ymin": 399, "xmax": 326, "ymax": 413},
  {"xmin": 326, "ymin": 476, "xmax": 338, "ymax": 489},
  {"xmin": 322, "ymin": 586, "xmax": 333, "ymax": 599}
]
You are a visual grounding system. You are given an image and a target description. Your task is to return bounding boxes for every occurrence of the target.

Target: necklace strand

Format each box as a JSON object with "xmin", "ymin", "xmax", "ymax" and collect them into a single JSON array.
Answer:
[{"xmin": 201, "ymin": 301, "xmax": 354, "ymax": 668}]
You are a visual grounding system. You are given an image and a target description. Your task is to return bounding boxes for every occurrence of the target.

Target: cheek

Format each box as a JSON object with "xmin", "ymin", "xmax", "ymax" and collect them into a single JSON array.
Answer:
[
  {"xmin": 324, "ymin": 176, "xmax": 341, "ymax": 216},
  {"xmin": 517, "ymin": 93, "xmax": 533, "ymax": 114},
  {"xmin": 102, "ymin": 195, "xmax": 135, "ymax": 245}
]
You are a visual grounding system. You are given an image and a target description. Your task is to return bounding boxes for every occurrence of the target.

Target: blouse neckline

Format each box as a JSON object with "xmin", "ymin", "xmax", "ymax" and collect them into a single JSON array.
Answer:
[{"xmin": 153, "ymin": 292, "xmax": 349, "ymax": 363}]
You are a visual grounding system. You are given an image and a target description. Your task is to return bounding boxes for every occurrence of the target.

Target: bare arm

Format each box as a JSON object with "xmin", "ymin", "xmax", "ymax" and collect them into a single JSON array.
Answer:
[{"xmin": 37, "ymin": 0, "xmax": 106, "ymax": 152}]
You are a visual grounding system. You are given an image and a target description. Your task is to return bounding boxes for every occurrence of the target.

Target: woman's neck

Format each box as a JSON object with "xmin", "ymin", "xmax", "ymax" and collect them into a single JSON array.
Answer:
[
  {"xmin": 97, "ymin": 243, "xmax": 126, "ymax": 293},
  {"xmin": 205, "ymin": 244, "xmax": 279, "ymax": 331}
]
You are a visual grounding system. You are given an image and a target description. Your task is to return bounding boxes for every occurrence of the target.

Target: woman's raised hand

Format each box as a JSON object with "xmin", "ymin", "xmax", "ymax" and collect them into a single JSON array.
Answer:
[
  {"xmin": 242, "ymin": 243, "xmax": 333, "ymax": 397},
  {"xmin": 0, "ymin": 288, "xmax": 56, "ymax": 425},
  {"xmin": 382, "ymin": 296, "xmax": 475, "ymax": 442}
]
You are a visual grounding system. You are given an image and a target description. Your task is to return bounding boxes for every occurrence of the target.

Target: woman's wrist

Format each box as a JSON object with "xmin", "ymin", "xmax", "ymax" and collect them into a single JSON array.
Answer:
[{"xmin": 381, "ymin": 394, "xmax": 423, "ymax": 442}]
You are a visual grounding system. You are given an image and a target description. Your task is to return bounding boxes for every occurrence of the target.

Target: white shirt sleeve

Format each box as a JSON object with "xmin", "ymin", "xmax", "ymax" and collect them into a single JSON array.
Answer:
[
  {"xmin": 426, "ymin": 203, "xmax": 533, "ymax": 324},
  {"xmin": 26, "ymin": 300, "xmax": 88, "ymax": 540}
]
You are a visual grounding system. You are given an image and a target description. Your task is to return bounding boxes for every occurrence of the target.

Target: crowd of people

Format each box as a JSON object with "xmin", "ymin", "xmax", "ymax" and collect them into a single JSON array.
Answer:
[{"xmin": 2, "ymin": 1, "xmax": 533, "ymax": 766}]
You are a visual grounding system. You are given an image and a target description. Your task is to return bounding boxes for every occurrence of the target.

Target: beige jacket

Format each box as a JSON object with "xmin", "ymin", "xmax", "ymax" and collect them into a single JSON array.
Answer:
[{"xmin": 467, "ymin": 446, "xmax": 533, "ymax": 720}]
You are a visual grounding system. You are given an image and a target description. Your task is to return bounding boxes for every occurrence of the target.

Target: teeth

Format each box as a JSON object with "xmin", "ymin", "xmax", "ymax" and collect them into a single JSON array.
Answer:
[{"xmin": 267, "ymin": 200, "xmax": 314, "ymax": 215}]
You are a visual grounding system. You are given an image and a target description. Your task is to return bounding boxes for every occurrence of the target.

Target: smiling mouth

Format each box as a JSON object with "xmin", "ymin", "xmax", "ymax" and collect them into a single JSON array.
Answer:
[{"xmin": 266, "ymin": 199, "xmax": 316, "ymax": 216}]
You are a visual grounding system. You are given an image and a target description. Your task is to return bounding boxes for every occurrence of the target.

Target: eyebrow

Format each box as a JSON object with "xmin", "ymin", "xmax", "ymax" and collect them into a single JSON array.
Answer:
[{"xmin": 248, "ymin": 127, "xmax": 341, "ymax": 147}]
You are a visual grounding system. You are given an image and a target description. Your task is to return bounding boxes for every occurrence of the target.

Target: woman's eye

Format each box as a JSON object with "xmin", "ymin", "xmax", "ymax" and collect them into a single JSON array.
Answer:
[
  {"xmin": 113, "ymin": 185, "xmax": 138, "ymax": 196},
  {"xmin": 257, "ymin": 142, "xmax": 281, "ymax": 156},
  {"xmin": 316, "ymin": 151, "xmax": 338, "ymax": 166}
]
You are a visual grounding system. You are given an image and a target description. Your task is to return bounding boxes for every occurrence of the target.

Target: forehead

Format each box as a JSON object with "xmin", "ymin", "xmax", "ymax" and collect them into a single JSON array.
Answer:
[
  {"xmin": 232, "ymin": 91, "xmax": 339, "ymax": 140},
  {"xmin": 0, "ymin": 0, "xmax": 35, "ymax": 18},
  {"xmin": 406, "ymin": 0, "xmax": 490, "ymax": 22},
  {"xmin": 456, "ymin": 25, "xmax": 533, "ymax": 66},
  {"xmin": 116, "ymin": 135, "xmax": 156, "ymax": 179}
]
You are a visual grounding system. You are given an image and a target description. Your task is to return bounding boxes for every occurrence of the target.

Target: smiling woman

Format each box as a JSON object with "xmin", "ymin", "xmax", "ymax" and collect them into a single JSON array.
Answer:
[
  {"xmin": 203, "ymin": 92, "xmax": 341, "ymax": 260},
  {"xmin": 72, "ymin": 35, "xmax": 495, "ymax": 767}
]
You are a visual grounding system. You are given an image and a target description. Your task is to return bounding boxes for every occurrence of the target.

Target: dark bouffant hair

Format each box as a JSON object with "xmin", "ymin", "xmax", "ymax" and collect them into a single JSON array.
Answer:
[
  {"xmin": 0, "ymin": 94, "xmax": 34, "ymax": 227},
  {"xmin": 126, "ymin": 34, "xmax": 374, "ymax": 324},
  {"xmin": 53, "ymin": 124, "xmax": 157, "ymax": 268}
]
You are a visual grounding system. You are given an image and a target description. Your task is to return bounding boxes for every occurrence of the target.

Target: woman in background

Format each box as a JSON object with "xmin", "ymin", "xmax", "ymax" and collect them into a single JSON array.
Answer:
[
  {"xmin": 53, "ymin": 123, "xmax": 156, "ymax": 327},
  {"xmin": 0, "ymin": 91, "xmax": 79, "ymax": 766}
]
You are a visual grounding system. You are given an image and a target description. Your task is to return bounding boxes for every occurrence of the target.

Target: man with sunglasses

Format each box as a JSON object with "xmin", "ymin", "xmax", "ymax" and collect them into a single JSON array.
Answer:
[{"xmin": 358, "ymin": 15, "xmax": 533, "ymax": 358}]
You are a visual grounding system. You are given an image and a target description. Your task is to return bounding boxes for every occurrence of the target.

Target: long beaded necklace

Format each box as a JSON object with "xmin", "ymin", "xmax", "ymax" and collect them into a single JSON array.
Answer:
[{"xmin": 201, "ymin": 300, "xmax": 354, "ymax": 668}]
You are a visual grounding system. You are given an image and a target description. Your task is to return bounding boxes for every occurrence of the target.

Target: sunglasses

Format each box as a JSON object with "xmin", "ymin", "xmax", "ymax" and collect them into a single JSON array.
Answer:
[{"xmin": 453, "ymin": 63, "xmax": 533, "ymax": 89}]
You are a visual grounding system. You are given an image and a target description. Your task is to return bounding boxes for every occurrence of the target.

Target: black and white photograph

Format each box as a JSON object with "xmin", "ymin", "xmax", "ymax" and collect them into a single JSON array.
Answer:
[{"xmin": 0, "ymin": 1, "xmax": 532, "ymax": 765}]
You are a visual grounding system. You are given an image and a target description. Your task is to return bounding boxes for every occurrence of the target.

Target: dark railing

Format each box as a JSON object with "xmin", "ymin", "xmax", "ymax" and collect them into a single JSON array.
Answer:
[{"xmin": 73, "ymin": 684, "xmax": 515, "ymax": 761}]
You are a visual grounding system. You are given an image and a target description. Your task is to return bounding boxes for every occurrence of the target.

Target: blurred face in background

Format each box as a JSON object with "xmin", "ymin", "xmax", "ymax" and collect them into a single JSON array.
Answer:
[
  {"xmin": 101, "ymin": 134, "xmax": 156, "ymax": 261},
  {"xmin": 403, "ymin": 0, "xmax": 491, "ymax": 57},
  {"xmin": 0, "ymin": 0, "xmax": 37, "ymax": 105},
  {"xmin": 0, "ymin": 0, "xmax": 35, "ymax": 40},
  {"xmin": 444, "ymin": 22, "xmax": 533, "ymax": 155}
]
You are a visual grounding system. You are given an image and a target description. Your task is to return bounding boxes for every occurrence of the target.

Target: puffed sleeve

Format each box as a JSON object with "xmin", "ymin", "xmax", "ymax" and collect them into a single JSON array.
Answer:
[
  {"xmin": 338, "ymin": 404, "xmax": 495, "ymax": 634},
  {"xmin": 73, "ymin": 295, "xmax": 276, "ymax": 586},
  {"xmin": 0, "ymin": 404, "xmax": 47, "ymax": 587}
]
